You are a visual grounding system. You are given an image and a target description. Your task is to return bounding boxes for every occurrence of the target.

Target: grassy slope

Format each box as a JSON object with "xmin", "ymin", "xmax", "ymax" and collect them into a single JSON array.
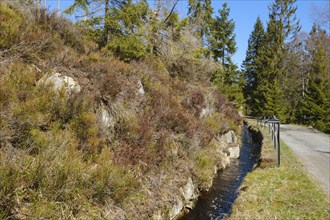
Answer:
[
  {"xmin": 229, "ymin": 119, "xmax": 330, "ymax": 220},
  {"xmin": 0, "ymin": 2, "xmax": 242, "ymax": 219}
]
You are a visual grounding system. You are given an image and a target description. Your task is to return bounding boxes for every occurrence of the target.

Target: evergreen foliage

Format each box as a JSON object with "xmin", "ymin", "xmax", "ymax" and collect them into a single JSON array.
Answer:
[
  {"xmin": 242, "ymin": 17, "xmax": 265, "ymax": 115},
  {"xmin": 210, "ymin": 3, "xmax": 236, "ymax": 66},
  {"xmin": 187, "ymin": 0, "xmax": 213, "ymax": 45},
  {"xmin": 210, "ymin": 3, "xmax": 243, "ymax": 108},
  {"xmin": 268, "ymin": 0, "xmax": 301, "ymax": 42},
  {"xmin": 299, "ymin": 25, "xmax": 330, "ymax": 132},
  {"xmin": 63, "ymin": 0, "xmax": 330, "ymax": 132},
  {"xmin": 66, "ymin": 0, "xmax": 150, "ymax": 60},
  {"xmin": 243, "ymin": 0, "xmax": 329, "ymax": 133},
  {"xmin": 64, "ymin": 0, "xmax": 246, "ymax": 110},
  {"xmin": 255, "ymin": 16, "xmax": 289, "ymax": 121},
  {"xmin": 243, "ymin": 0, "xmax": 301, "ymax": 121}
]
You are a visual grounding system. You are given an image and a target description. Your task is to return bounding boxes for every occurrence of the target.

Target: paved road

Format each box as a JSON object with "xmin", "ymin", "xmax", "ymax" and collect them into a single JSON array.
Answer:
[{"xmin": 280, "ymin": 124, "xmax": 330, "ymax": 196}]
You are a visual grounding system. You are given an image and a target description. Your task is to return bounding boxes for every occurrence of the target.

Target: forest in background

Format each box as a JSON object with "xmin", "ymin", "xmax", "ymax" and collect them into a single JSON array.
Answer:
[
  {"xmin": 242, "ymin": 0, "xmax": 330, "ymax": 133},
  {"xmin": 62, "ymin": 0, "xmax": 329, "ymax": 132},
  {"xmin": 0, "ymin": 0, "xmax": 329, "ymax": 219}
]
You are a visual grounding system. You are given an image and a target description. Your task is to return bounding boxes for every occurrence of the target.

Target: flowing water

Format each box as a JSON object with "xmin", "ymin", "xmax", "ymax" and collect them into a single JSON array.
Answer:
[{"xmin": 181, "ymin": 126, "xmax": 261, "ymax": 220}]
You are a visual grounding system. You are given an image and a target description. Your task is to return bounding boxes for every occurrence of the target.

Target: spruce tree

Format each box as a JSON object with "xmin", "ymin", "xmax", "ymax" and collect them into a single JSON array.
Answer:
[
  {"xmin": 210, "ymin": 3, "xmax": 243, "ymax": 108},
  {"xmin": 104, "ymin": 0, "xmax": 150, "ymax": 60},
  {"xmin": 210, "ymin": 3, "xmax": 236, "ymax": 66},
  {"xmin": 251, "ymin": 0, "xmax": 300, "ymax": 120},
  {"xmin": 269, "ymin": 0, "xmax": 301, "ymax": 42},
  {"xmin": 268, "ymin": 0, "xmax": 300, "ymax": 120},
  {"xmin": 66, "ymin": 0, "xmax": 150, "ymax": 60},
  {"xmin": 187, "ymin": 0, "xmax": 213, "ymax": 46},
  {"xmin": 301, "ymin": 25, "xmax": 330, "ymax": 132},
  {"xmin": 242, "ymin": 17, "xmax": 265, "ymax": 115},
  {"xmin": 252, "ymin": 17, "xmax": 284, "ymax": 118},
  {"xmin": 282, "ymin": 33, "xmax": 308, "ymax": 122}
]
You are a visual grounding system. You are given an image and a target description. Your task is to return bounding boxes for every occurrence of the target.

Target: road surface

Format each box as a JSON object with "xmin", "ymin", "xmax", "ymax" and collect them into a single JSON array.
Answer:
[{"xmin": 280, "ymin": 124, "xmax": 330, "ymax": 196}]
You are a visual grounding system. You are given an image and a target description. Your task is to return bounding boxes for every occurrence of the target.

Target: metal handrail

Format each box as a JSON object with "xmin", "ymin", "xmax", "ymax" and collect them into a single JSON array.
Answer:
[{"xmin": 257, "ymin": 115, "xmax": 280, "ymax": 167}]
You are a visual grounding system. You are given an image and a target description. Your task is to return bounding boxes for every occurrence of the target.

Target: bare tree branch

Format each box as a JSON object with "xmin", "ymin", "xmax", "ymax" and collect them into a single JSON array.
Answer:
[{"xmin": 163, "ymin": 0, "xmax": 179, "ymax": 24}]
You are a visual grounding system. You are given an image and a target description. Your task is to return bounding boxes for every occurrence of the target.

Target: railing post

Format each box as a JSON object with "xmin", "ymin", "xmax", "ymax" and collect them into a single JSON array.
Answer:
[
  {"xmin": 273, "ymin": 123, "xmax": 276, "ymax": 148},
  {"xmin": 277, "ymin": 122, "xmax": 280, "ymax": 167},
  {"xmin": 257, "ymin": 116, "xmax": 280, "ymax": 167}
]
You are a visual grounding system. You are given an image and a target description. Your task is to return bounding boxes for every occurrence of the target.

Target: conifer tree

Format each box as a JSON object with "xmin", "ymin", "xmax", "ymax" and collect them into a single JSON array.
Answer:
[
  {"xmin": 187, "ymin": 0, "xmax": 213, "ymax": 45},
  {"xmin": 282, "ymin": 32, "xmax": 308, "ymax": 122},
  {"xmin": 210, "ymin": 3, "xmax": 236, "ymax": 66},
  {"xmin": 252, "ymin": 17, "xmax": 282, "ymax": 118},
  {"xmin": 251, "ymin": 0, "xmax": 300, "ymax": 120},
  {"xmin": 242, "ymin": 17, "xmax": 265, "ymax": 115},
  {"xmin": 65, "ymin": 0, "xmax": 150, "ymax": 60},
  {"xmin": 104, "ymin": 0, "xmax": 150, "ymax": 60},
  {"xmin": 210, "ymin": 3, "xmax": 243, "ymax": 108},
  {"xmin": 268, "ymin": 0, "xmax": 300, "ymax": 120},
  {"xmin": 300, "ymin": 25, "xmax": 330, "ymax": 132},
  {"xmin": 269, "ymin": 0, "xmax": 301, "ymax": 43}
]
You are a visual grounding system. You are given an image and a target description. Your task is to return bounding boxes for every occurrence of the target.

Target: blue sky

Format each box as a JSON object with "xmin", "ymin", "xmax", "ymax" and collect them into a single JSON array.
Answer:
[{"xmin": 46, "ymin": 0, "xmax": 329, "ymax": 66}]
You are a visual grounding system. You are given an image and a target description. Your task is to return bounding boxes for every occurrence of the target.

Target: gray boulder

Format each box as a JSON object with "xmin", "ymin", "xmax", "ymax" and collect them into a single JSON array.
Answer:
[
  {"xmin": 221, "ymin": 130, "xmax": 238, "ymax": 143},
  {"xmin": 227, "ymin": 143, "xmax": 240, "ymax": 159},
  {"xmin": 137, "ymin": 80, "xmax": 145, "ymax": 95},
  {"xmin": 38, "ymin": 73, "xmax": 81, "ymax": 94},
  {"xmin": 97, "ymin": 104, "xmax": 115, "ymax": 130}
]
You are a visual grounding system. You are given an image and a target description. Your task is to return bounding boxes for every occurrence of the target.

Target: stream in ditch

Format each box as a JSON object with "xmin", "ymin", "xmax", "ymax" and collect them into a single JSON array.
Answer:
[{"xmin": 181, "ymin": 126, "xmax": 261, "ymax": 220}]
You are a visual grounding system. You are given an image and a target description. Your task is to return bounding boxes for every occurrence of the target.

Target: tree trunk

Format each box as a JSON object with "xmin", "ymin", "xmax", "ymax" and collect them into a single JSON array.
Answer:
[
  {"xmin": 222, "ymin": 49, "xmax": 225, "ymax": 66},
  {"xmin": 101, "ymin": 0, "xmax": 110, "ymax": 47},
  {"xmin": 57, "ymin": 0, "xmax": 60, "ymax": 16}
]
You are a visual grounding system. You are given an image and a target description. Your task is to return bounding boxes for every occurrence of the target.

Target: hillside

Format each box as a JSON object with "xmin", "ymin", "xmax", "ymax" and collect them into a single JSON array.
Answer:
[{"xmin": 0, "ymin": 2, "xmax": 242, "ymax": 219}]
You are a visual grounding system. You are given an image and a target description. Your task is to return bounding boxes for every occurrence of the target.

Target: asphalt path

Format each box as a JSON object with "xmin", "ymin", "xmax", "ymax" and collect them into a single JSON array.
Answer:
[{"xmin": 280, "ymin": 124, "xmax": 330, "ymax": 197}]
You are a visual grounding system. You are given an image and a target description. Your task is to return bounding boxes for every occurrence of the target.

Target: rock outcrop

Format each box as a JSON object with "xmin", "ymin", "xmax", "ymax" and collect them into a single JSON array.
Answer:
[
  {"xmin": 97, "ymin": 103, "xmax": 115, "ymax": 133},
  {"xmin": 199, "ymin": 95, "xmax": 214, "ymax": 119},
  {"xmin": 163, "ymin": 130, "xmax": 240, "ymax": 219},
  {"xmin": 227, "ymin": 143, "xmax": 240, "ymax": 159},
  {"xmin": 137, "ymin": 80, "xmax": 145, "ymax": 95},
  {"xmin": 180, "ymin": 177, "xmax": 198, "ymax": 209},
  {"xmin": 38, "ymin": 73, "xmax": 81, "ymax": 94},
  {"xmin": 218, "ymin": 130, "xmax": 240, "ymax": 159}
]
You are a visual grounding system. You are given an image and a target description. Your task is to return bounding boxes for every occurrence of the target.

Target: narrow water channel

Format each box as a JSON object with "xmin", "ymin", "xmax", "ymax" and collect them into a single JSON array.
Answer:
[{"xmin": 181, "ymin": 126, "xmax": 261, "ymax": 220}]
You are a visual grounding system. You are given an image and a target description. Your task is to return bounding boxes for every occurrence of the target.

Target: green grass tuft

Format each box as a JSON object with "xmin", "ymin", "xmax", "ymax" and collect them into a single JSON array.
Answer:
[{"xmin": 229, "ymin": 120, "xmax": 330, "ymax": 220}]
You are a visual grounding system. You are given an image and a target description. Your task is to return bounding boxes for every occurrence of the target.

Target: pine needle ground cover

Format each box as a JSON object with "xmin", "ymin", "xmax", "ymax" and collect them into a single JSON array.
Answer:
[{"xmin": 229, "ymin": 119, "xmax": 330, "ymax": 220}]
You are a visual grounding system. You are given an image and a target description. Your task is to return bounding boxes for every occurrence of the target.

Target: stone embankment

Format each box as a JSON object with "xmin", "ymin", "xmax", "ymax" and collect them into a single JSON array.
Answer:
[{"xmin": 164, "ymin": 130, "xmax": 241, "ymax": 220}]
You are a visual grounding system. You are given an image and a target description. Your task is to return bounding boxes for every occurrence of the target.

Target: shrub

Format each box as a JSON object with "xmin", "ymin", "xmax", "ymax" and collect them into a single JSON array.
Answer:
[
  {"xmin": 105, "ymin": 35, "xmax": 148, "ymax": 61},
  {"xmin": 181, "ymin": 89, "xmax": 206, "ymax": 117},
  {"xmin": 203, "ymin": 112, "xmax": 224, "ymax": 135},
  {"xmin": 161, "ymin": 30, "xmax": 221, "ymax": 81},
  {"xmin": 191, "ymin": 149, "xmax": 216, "ymax": 190},
  {"xmin": 0, "ymin": 2, "xmax": 244, "ymax": 218},
  {"xmin": 0, "ymin": 2, "xmax": 24, "ymax": 48},
  {"xmin": 70, "ymin": 111, "xmax": 104, "ymax": 153},
  {"xmin": 148, "ymin": 89, "xmax": 192, "ymax": 134},
  {"xmin": 30, "ymin": 7, "xmax": 85, "ymax": 52},
  {"xmin": 91, "ymin": 148, "xmax": 140, "ymax": 204},
  {"xmin": 0, "ymin": 63, "xmax": 105, "ymax": 154}
]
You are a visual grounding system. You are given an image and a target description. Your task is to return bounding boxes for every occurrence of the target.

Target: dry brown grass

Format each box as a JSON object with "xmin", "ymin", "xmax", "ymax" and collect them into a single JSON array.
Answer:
[{"xmin": 0, "ymin": 2, "xmax": 242, "ymax": 218}]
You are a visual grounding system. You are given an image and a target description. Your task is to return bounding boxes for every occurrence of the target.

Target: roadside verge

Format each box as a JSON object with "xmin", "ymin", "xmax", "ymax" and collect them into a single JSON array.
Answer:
[{"xmin": 228, "ymin": 119, "xmax": 330, "ymax": 219}]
